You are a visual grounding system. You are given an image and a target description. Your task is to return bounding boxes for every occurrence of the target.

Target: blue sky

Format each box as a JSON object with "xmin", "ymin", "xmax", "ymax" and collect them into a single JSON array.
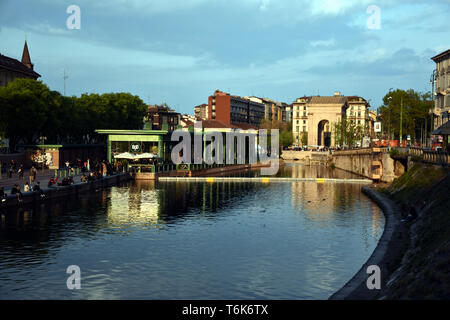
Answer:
[{"xmin": 0, "ymin": 0, "xmax": 449, "ymax": 114}]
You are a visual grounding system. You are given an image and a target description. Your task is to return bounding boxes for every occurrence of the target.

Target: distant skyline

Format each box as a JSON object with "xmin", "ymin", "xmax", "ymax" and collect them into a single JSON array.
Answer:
[{"xmin": 1, "ymin": 0, "xmax": 449, "ymax": 114}]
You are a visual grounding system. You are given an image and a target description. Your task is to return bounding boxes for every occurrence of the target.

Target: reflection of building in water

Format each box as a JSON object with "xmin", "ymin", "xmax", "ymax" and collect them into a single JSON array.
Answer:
[
  {"xmin": 369, "ymin": 202, "xmax": 383, "ymax": 238},
  {"xmin": 107, "ymin": 183, "xmax": 161, "ymax": 227},
  {"xmin": 290, "ymin": 181, "xmax": 335, "ymax": 222}
]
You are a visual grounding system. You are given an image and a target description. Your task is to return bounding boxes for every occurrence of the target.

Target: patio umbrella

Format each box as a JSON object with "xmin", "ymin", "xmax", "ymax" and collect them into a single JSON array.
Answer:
[
  {"xmin": 113, "ymin": 152, "xmax": 136, "ymax": 159},
  {"xmin": 134, "ymin": 153, "xmax": 157, "ymax": 159}
]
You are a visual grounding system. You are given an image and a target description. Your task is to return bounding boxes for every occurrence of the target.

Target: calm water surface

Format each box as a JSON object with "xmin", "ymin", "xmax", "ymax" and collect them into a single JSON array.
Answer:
[{"xmin": 0, "ymin": 164, "xmax": 384, "ymax": 299}]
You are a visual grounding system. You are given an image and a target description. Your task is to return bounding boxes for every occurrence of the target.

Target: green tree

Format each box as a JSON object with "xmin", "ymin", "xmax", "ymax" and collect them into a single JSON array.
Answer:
[
  {"xmin": 0, "ymin": 78, "xmax": 53, "ymax": 150},
  {"xmin": 378, "ymin": 89, "xmax": 432, "ymax": 142},
  {"xmin": 334, "ymin": 118, "xmax": 364, "ymax": 148}
]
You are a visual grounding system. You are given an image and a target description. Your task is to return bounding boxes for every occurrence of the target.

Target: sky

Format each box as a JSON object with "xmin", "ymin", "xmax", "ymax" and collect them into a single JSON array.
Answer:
[{"xmin": 0, "ymin": 0, "xmax": 449, "ymax": 114}]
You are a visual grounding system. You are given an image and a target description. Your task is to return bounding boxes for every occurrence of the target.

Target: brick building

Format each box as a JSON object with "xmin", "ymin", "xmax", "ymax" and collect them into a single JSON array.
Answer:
[{"xmin": 207, "ymin": 90, "xmax": 265, "ymax": 127}]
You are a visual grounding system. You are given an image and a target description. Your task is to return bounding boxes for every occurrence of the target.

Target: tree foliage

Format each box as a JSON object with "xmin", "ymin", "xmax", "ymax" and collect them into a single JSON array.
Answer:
[
  {"xmin": 259, "ymin": 118, "xmax": 293, "ymax": 147},
  {"xmin": 334, "ymin": 118, "xmax": 364, "ymax": 147},
  {"xmin": 0, "ymin": 79, "xmax": 148, "ymax": 151},
  {"xmin": 377, "ymin": 89, "xmax": 432, "ymax": 141}
]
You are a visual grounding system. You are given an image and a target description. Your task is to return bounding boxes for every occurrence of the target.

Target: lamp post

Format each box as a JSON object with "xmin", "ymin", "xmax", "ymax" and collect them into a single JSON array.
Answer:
[
  {"xmin": 400, "ymin": 97, "xmax": 403, "ymax": 146},
  {"xmin": 39, "ymin": 136, "xmax": 47, "ymax": 172},
  {"xmin": 387, "ymin": 95, "xmax": 393, "ymax": 142},
  {"xmin": 429, "ymin": 69, "xmax": 437, "ymax": 149}
]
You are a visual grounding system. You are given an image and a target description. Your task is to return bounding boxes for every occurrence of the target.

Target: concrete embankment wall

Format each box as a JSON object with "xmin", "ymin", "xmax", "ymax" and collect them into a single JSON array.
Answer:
[
  {"xmin": 332, "ymin": 149, "xmax": 396, "ymax": 182},
  {"xmin": 1, "ymin": 173, "xmax": 130, "ymax": 208},
  {"xmin": 329, "ymin": 186, "xmax": 405, "ymax": 300}
]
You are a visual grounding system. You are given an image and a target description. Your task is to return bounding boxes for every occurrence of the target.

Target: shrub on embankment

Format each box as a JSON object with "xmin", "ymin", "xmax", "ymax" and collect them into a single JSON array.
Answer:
[{"xmin": 378, "ymin": 163, "xmax": 450, "ymax": 299}]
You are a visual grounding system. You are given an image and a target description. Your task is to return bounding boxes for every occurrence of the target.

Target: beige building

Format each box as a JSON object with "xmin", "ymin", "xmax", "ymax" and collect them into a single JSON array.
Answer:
[
  {"xmin": 291, "ymin": 92, "xmax": 371, "ymax": 147},
  {"xmin": 194, "ymin": 104, "xmax": 208, "ymax": 120},
  {"xmin": 431, "ymin": 49, "xmax": 450, "ymax": 129},
  {"xmin": 346, "ymin": 96, "xmax": 371, "ymax": 136},
  {"xmin": 291, "ymin": 97, "xmax": 309, "ymax": 146}
]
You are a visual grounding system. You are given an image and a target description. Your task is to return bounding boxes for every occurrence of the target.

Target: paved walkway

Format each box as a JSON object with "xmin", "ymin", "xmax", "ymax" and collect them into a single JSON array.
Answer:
[{"xmin": 0, "ymin": 169, "xmax": 82, "ymax": 193}]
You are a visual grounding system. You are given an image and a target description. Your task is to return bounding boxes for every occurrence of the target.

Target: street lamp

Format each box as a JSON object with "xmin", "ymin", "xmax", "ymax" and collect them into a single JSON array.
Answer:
[
  {"xmin": 39, "ymin": 136, "xmax": 47, "ymax": 172},
  {"xmin": 428, "ymin": 69, "xmax": 437, "ymax": 148}
]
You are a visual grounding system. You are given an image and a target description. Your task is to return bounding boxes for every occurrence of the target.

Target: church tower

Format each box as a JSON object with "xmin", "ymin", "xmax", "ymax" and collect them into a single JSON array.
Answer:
[{"xmin": 21, "ymin": 40, "xmax": 34, "ymax": 70}]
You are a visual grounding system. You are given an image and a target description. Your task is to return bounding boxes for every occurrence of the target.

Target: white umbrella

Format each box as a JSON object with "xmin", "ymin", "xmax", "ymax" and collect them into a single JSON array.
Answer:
[
  {"xmin": 134, "ymin": 153, "xmax": 157, "ymax": 159},
  {"xmin": 114, "ymin": 152, "xmax": 136, "ymax": 159}
]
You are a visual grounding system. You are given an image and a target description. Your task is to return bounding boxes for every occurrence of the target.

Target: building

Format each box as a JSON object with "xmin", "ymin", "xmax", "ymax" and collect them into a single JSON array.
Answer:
[
  {"xmin": 0, "ymin": 40, "xmax": 40, "ymax": 87},
  {"xmin": 246, "ymin": 96, "xmax": 288, "ymax": 123},
  {"xmin": 346, "ymin": 96, "xmax": 371, "ymax": 136},
  {"xmin": 285, "ymin": 104, "xmax": 293, "ymax": 123},
  {"xmin": 144, "ymin": 104, "xmax": 180, "ymax": 132},
  {"xmin": 291, "ymin": 97, "xmax": 310, "ymax": 146},
  {"xmin": 207, "ymin": 90, "xmax": 265, "ymax": 127},
  {"xmin": 431, "ymin": 49, "xmax": 450, "ymax": 130},
  {"xmin": 290, "ymin": 92, "xmax": 373, "ymax": 147},
  {"xmin": 194, "ymin": 104, "xmax": 208, "ymax": 120}
]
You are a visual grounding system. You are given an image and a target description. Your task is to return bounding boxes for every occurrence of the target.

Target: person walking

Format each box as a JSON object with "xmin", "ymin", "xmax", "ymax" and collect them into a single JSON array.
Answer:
[
  {"xmin": 24, "ymin": 182, "xmax": 30, "ymax": 192},
  {"xmin": 32, "ymin": 166, "xmax": 37, "ymax": 182},
  {"xmin": 18, "ymin": 164, "xmax": 24, "ymax": 180},
  {"xmin": 29, "ymin": 166, "xmax": 36, "ymax": 184}
]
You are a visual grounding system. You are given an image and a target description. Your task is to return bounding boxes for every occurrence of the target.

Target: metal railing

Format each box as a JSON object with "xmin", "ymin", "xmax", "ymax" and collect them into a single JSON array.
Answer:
[{"xmin": 388, "ymin": 147, "xmax": 449, "ymax": 166}]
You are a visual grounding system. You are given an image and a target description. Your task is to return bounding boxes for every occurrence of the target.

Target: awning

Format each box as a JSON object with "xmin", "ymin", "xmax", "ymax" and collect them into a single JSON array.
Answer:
[
  {"xmin": 113, "ymin": 152, "xmax": 136, "ymax": 159},
  {"xmin": 134, "ymin": 153, "xmax": 157, "ymax": 159}
]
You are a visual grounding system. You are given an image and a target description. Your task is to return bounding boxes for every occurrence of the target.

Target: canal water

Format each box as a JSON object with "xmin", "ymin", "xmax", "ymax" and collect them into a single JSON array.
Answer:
[{"xmin": 0, "ymin": 164, "xmax": 384, "ymax": 299}]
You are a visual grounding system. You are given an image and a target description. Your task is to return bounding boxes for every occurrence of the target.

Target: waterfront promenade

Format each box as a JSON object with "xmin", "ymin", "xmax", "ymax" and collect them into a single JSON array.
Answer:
[{"xmin": 0, "ymin": 168, "xmax": 67, "ymax": 193}]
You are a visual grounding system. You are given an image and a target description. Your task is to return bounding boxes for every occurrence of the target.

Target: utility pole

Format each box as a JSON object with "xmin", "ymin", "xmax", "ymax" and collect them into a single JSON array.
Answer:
[
  {"xmin": 63, "ymin": 68, "xmax": 69, "ymax": 96},
  {"xmin": 400, "ymin": 97, "xmax": 403, "ymax": 146}
]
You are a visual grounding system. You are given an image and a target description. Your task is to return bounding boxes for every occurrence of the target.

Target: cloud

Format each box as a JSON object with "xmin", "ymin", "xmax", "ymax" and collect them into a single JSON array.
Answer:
[{"xmin": 310, "ymin": 38, "xmax": 336, "ymax": 48}]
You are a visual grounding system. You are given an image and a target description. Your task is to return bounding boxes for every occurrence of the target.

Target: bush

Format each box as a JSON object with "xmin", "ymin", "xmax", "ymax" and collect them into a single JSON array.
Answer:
[{"xmin": 390, "ymin": 149, "xmax": 400, "ymax": 157}]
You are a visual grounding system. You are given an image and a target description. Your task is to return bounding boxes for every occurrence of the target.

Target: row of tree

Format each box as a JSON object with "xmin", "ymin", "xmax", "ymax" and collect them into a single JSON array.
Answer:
[
  {"xmin": 377, "ymin": 89, "xmax": 433, "ymax": 142},
  {"xmin": 0, "ymin": 78, "xmax": 148, "ymax": 151}
]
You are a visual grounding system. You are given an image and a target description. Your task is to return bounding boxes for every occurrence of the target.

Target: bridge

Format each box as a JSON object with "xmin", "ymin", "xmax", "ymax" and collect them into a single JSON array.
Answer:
[{"xmin": 332, "ymin": 147, "xmax": 449, "ymax": 183}]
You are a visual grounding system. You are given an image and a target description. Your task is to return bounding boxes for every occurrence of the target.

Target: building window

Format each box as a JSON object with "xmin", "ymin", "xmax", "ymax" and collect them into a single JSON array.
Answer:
[
  {"xmin": 296, "ymin": 126, "xmax": 300, "ymax": 132},
  {"xmin": 303, "ymin": 112, "xmax": 307, "ymax": 116},
  {"xmin": 303, "ymin": 106, "xmax": 306, "ymax": 111},
  {"xmin": 303, "ymin": 120, "xmax": 306, "ymax": 124},
  {"xmin": 303, "ymin": 126, "xmax": 306, "ymax": 132}
]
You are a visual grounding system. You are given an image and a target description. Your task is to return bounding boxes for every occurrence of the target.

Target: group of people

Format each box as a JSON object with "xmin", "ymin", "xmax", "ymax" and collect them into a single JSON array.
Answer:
[
  {"xmin": 1, "ymin": 157, "xmax": 124, "ymax": 206},
  {"xmin": 1, "ymin": 160, "xmax": 38, "ymax": 183},
  {"xmin": 0, "ymin": 181, "xmax": 44, "ymax": 203}
]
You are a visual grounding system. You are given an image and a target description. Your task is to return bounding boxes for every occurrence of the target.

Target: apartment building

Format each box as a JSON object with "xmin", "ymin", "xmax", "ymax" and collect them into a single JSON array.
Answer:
[
  {"xmin": 207, "ymin": 90, "xmax": 264, "ymax": 127},
  {"xmin": 431, "ymin": 49, "xmax": 450, "ymax": 128}
]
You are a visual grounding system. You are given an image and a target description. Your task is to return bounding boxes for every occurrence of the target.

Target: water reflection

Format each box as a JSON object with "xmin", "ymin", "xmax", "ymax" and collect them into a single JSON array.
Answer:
[{"xmin": 0, "ymin": 165, "xmax": 384, "ymax": 300}]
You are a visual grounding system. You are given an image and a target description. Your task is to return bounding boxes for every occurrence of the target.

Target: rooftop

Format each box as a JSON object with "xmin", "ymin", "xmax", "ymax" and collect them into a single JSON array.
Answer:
[
  {"xmin": 431, "ymin": 49, "xmax": 450, "ymax": 63},
  {"xmin": 0, "ymin": 53, "xmax": 41, "ymax": 78}
]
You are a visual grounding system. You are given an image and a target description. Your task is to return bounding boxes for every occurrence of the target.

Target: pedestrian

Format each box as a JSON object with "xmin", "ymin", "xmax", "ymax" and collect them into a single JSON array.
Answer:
[
  {"xmin": 8, "ymin": 165, "xmax": 13, "ymax": 178},
  {"xmin": 0, "ymin": 187, "xmax": 7, "ymax": 204},
  {"xmin": 33, "ymin": 181, "xmax": 45, "ymax": 199},
  {"xmin": 18, "ymin": 164, "xmax": 24, "ymax": 180},
  {"xmin": 29, "ymin": 166, "xmax": 35, "ymax": 184},
  {"xmin": 32, "ymin": 166, "xmax": 37, "ymax": 182},
  {"xmin": 11, "ymin": 184, "xmax": 23, "ymax": 202},
  {"xmin": 24, "ymin": 182, "xmax": 30, "ymax": 192}
]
